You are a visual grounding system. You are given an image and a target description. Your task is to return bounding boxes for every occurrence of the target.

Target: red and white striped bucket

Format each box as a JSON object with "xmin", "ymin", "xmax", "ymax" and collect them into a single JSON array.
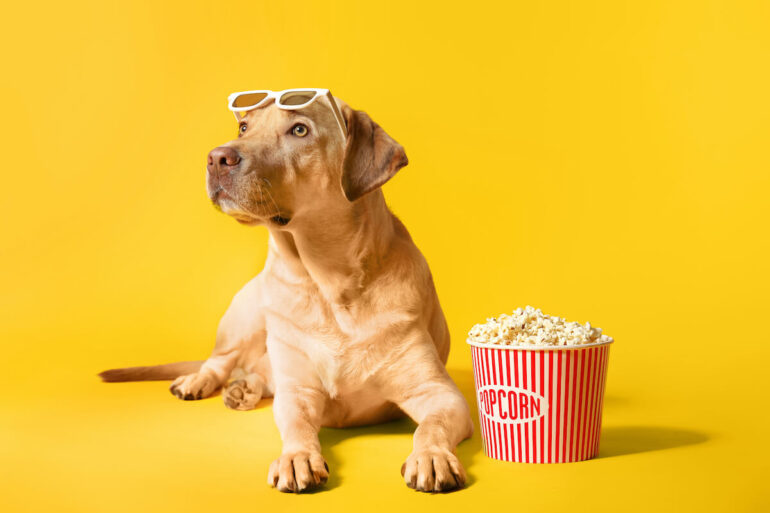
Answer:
[{"xmin": 468, "ymin": 340, "xmax": 612, "ymax": 463}]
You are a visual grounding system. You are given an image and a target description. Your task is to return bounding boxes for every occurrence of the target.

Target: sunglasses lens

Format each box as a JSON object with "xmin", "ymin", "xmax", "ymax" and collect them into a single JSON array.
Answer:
[
  {"xmin": 231, "ymin": 92, "xmax": 268, "ymax": 109},
  {"xmin": 278, "ymin": 90, "xmax": 318, "ymax": 107}
]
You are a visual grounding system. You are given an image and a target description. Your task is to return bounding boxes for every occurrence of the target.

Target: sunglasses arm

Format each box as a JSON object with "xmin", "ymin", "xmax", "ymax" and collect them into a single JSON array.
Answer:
[{"xmin": 325, "ymin": 91, "xmax": 348, "ymax": 140}]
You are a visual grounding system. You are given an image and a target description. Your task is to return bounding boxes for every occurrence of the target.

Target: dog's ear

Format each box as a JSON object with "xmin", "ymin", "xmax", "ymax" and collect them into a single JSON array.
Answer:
[{"xmin": 340, "ymin": 106, "xmax": 408, "ymax": 202}]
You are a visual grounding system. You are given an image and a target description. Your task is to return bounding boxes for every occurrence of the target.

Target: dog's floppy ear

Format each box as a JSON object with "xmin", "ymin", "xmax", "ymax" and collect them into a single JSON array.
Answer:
[{"xmin": 340, "ymin": 106, "xmax": 408, "ymax": 202}]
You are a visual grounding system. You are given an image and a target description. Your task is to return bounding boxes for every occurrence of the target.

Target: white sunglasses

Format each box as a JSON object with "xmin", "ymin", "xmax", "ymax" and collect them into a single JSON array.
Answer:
[{"xmin": 227, "ymin": 88, "xmax": 347, "ymax": 139}]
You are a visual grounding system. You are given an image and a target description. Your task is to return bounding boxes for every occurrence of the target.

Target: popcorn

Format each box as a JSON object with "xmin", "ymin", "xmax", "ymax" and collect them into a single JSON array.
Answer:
[{"xmin": 467, "ymin": 306, "xmax": 613, "ymax": 347}]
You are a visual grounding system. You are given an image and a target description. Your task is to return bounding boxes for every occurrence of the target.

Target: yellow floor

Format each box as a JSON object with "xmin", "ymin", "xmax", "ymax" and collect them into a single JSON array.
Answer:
[{"xmin": 2, "ymin": 348, "xmax": 765, "ymax": 512}]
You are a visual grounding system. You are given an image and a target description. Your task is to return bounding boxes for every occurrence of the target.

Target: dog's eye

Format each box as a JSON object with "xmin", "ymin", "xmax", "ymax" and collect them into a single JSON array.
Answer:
[
  {"xmin": 291, "ymin": 124, "xmax": 309, "ymax": 137},
  {"xmin": 239, "ymin": 123, "xmax": 247, "ymax": 134}
]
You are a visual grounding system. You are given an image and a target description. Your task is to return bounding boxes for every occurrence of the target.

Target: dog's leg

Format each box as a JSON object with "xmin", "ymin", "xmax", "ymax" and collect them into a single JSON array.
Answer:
[
  {"xmin": 168, "ymin": 353, "xmax": 234, "ymax": 401},
  {"xmin": 170, "ymin": 275, "xmax": 267, "ymax": 402},
  {"xmin": 385, "ymin": 335, "xmax": 473, "ymax": 492},
  {"xmin": 223, "ymin": 371, "xmax": 266, "ymax": 410},
  {"xmin": 399, "ymin": 384, "xmax": 472, "ymax": 492},
  {"xmin": 267, "ymin": 385, "xmax": 329, "ymax": 493}
]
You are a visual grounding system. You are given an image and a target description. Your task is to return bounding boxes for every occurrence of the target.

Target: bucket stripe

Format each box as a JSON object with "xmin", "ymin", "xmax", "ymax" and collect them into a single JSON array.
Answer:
[
  {"xmin": 532, "ymin": 351, "xmax": 538, "ymax": 462},
  {"xmin": 588, "ymin": 347, "xmax": 600, "ymax": 457},
  {"xmin": 589, "ymin": 346, "xmax": 605, "ymax": 458},
  {"xmin": 595, "ymin": 346, "xmax": 609, "ymax": 456},
  {"xmin": 594, "ymin": 347, "xmax": 604, "ymax": 456},
  {"xmin": 580, "ymin": 348, "xmax": 596, "ymax": 459},
  {"xmin": 574, "ymin": 348, "xmax": 586, "ymax": 461},
  {"xmin": 585, "ymin": 348, "xmax": 595, "ymax": 457},
  {"xmin": 586, "ymin": 346, "xmax": 599, "ymax": 459},
  {"xmin": 539, "ymin": 351, "xmax": 545, "ymax": 463},
  {"xmin": 519, "ymin": 350, "xmax": 526, "ymax": 462},
  {"xmin": 552, "ymin": 351, "xmax": 564, "ymax": 463},
  {"xmin": 581, "ymin": 347, "xmax": 594, "ymax": 460},
  {"xmin": 589, "ymin": 347, "xmax": 599, "ymax": 457},
  {"xmin": 471, "ymin": 347, "xmax": 481, "ymax": 455},
  {"xmin": 543, "ymin": 351, "xmax": 553, "ymax": 463},
  {"xmin": 592, "ymin": 346, "xmax": 605, "ymax": 457},
  {"xmin": 562, "ymin": 350, "xmax": 568, "ymax": 462},
  {"xmin": 511, "ymin": 351, "xmax": 524, "ymax": 461},
  {"xmin": 470, "ymin": 343, "xmax": 610, "ymax": 463}
]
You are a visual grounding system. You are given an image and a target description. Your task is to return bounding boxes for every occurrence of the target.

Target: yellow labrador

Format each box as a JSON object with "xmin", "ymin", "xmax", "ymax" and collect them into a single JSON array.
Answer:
[{"xmin": 100, "ymin": 93, "xmax": 473, "ymax": 493}]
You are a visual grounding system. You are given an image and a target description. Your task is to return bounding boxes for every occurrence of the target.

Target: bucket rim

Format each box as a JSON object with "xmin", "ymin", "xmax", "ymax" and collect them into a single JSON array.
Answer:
[{"xmin": 466, "ymin": 338, "xmax": 614, "ymax": 351}]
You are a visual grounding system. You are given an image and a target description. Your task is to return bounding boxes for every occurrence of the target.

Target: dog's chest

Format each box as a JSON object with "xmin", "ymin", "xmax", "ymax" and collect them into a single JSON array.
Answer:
[{"xmin": 262, "ymin": 274, "xmax": 393, "ymax": 396}]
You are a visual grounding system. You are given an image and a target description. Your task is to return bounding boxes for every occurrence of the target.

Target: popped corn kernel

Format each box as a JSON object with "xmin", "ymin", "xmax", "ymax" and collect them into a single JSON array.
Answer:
[{"xmin": 467, "ymin": 306, "xmax": 613, "ymax": 347}]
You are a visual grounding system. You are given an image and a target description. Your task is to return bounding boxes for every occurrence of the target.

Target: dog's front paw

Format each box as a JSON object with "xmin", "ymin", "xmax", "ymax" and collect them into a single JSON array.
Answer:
[
  {"xmin": 267, "ymin": 451, "xmax": 329, "ymax": 493},
  {"xmin": 169, "ymin": 372, "xmax": 218, "ymax": 401},
  {"xmin": 401, "ymin": 448, "xmax": 466, "ymax": 493}
]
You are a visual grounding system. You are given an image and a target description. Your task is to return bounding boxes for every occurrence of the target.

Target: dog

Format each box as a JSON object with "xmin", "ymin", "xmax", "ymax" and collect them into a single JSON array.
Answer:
[{"xmin": 100, "ymin": 91, "xmax": 473, "ymax": 493}]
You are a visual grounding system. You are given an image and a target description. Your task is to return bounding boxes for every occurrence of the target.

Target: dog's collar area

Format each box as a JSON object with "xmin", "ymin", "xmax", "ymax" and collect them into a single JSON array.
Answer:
[{"xmin": 271, "ymin": 215, "xmax": 291, "ymax": 226}]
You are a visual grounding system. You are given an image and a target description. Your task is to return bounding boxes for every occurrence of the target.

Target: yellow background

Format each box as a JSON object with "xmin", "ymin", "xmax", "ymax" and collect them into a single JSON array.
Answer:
[{"xmin": 1, "ymin": 1, "xmax": 768, "ymax": 511}]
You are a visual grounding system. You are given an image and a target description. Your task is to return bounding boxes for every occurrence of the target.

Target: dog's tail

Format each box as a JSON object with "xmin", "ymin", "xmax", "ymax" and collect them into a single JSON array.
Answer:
[{"xmin": 98, "ymin": 361, "xmax": 204, "ymax": 382}]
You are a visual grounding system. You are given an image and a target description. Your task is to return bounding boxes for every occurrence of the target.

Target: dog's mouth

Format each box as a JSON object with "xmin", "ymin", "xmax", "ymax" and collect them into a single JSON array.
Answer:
[
  {"xmin": 231, "ymin": 212, "xmax": 290, "ymax": 227},
  {"xmin": 209, "ymin": 187, "xmax": 229, "ymax": 203},
  {"xmin": 231, "ymin": 213, "xmax": 260, "ymax": 225},
  {"xmin": 270, "ymin": 215, "xmax": 291, "ymax": 226},
  {"xmin": 208, "ymin": 173, "xmax": 290, "ymax": 226},
  {"xmin": 209, "ymin": 188, "xmax": 240, "ymax": 214},
  {"xmin": 210, "ymin": 191, "xmax": 290, "ymax": 226}
]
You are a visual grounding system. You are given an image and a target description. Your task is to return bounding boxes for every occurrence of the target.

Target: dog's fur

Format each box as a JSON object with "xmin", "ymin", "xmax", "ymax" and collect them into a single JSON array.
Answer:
[{"xmin": 100, "ymin": 94, "xmax": 473, "ymax": 493}]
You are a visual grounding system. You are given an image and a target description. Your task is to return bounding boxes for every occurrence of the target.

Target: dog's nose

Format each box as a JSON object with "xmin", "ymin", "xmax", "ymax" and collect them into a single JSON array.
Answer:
[{"xmin": 207, "ymin": 146, "xmax": 241, "ymax": 174}]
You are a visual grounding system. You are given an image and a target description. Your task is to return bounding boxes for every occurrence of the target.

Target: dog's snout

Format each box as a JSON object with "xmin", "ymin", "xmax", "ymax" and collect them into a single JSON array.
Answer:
[{"xmin": 207, "ymin": 146, "xmax": 241, "ymax": 174}]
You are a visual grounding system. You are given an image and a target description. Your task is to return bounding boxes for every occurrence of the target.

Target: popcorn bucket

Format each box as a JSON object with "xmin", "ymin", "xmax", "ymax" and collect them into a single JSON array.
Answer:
[{"xmin": 467, "ymin": 340, "xmax": 612, "ymax": 463}]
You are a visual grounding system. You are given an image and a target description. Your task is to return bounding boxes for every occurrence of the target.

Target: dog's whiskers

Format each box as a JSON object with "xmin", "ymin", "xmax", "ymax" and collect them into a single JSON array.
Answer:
[
  {"xmin": 260, "ymin": 178, "xmax": 287, "ymax": 225},
  {"xmin": 256, "ymin": 180, "xmax": 267, "ymax": 218}
]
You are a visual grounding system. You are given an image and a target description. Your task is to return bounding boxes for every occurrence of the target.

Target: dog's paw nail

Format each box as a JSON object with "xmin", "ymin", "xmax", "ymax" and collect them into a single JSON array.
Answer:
[{"xmin": 183, "ymin": 393, "xmax": 194, "ymax": 400}]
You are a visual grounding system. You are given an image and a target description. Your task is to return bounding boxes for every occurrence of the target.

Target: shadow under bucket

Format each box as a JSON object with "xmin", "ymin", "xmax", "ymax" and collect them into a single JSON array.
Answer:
[{"xmin": 468, "ymin": 340, "xmax": 612, "ymax": 463}]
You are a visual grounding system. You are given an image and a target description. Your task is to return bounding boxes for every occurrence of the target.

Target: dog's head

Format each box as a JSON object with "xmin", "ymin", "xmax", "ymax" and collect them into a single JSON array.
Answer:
[{"xmin": 206, "ymin": 95, "xmax": 408, "ymax": 227}]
